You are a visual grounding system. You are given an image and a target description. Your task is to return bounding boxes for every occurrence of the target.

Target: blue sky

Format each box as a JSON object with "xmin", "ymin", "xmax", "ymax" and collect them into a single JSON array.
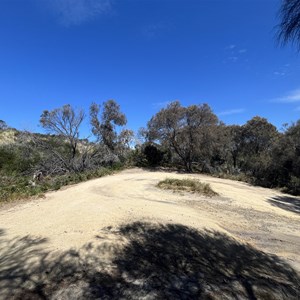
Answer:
[{"xmin": 0, "ymin": 0, "xmax": 299, "ymax": 136}]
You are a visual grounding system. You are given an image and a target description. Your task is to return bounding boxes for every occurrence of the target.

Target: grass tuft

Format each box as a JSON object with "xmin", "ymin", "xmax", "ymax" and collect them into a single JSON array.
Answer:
[{"xmin": 157, "ymin": 178, "xmax": 218, "ymax": 197}]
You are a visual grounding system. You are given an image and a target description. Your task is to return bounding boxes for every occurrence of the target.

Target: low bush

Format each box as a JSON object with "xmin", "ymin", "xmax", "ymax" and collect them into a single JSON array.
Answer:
[{"xmin": 157, "ymin": 178, "xmax": 218, "ymax": 197}]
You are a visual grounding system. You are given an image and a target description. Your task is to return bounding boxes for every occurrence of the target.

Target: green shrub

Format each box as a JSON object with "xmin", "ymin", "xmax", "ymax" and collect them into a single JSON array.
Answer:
[
  {"xmin": 157, "ymin": 178, "xmax": 218, "ymax": 197},
  {"xmin": 283, "ymin": 176, "xmax": 300, "ymax": 195},
  {"xmin": 213, "ymin": 172, "xmax": 251, "ymax": 183}
]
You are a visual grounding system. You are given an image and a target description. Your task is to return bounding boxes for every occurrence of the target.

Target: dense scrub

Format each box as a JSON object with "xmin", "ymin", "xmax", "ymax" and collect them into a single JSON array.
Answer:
[
  {"xmin": 1, "ymin": 100, "xmax": 300, "ymax": 201},
  {"xmin": 0, "ymin": 102, "xmax": 133, "ymax": 202},
  {"xmin": 137, "ymin": 101, "xmax": 300, "ymax": 195}
]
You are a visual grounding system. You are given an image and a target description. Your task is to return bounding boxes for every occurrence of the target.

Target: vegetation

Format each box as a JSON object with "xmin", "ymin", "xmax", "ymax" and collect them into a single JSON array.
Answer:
[
  {"xmin": 1, "ymin": 98, "xmax": 300, "ymax": 202},
  {"xmin": 157, "ymin": 178, "xmax": 218, "ymax": 197},
  {"xmin": 139, "ymin": 101, "xmax": 300, "ymax": 195},
  {"xmin": 0, "ymin": 167, "xmax": 123, "ymax": 203},
  {"xmin": 146, "ymin": 102, "xmax": 218, "ymax": 172},
  {"xmin": 0, "ymin": 120, "xmax": 8, "ymax": 130},
  {"xmin": 0, "ymin": 100, "xmax": 132, "ymax": 203},
  {"xmin": 277, "ymin": 0, "xmax": 300, "ymax": 50}
]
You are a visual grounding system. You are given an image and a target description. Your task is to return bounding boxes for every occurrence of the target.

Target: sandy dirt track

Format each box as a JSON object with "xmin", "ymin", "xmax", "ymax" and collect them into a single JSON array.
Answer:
[{"xmin": 0, "ymin": 168, "xmax": 299, "ymax": 299}]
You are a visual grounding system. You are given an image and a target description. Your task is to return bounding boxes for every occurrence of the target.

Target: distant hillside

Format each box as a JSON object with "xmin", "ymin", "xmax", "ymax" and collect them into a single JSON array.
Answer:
[{"xmin": 0, "ymin": 128, "xmax": 90, "ymax": 151}]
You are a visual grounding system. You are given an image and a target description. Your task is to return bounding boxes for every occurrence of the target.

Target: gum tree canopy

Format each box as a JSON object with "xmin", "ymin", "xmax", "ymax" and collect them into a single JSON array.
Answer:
[{"xmin": 147, "ymin": 101, "xmax": 219, "ymax": 172}]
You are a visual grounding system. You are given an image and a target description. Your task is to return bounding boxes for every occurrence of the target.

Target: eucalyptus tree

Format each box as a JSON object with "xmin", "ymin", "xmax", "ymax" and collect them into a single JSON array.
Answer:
[
  {"xmin": 0, "ymin": 120, "xmax": 8, "ymax": 130},
  {"xmin": 147, "ymin": 101, "xmax": 219, "ymax": 172},
  {"xmin": 90, "ymin": 100, "xmax": 133, "ymax": 164},
  {"xmin": 39, "ymin": 104, "xmax": 85, "ymax": 172}
]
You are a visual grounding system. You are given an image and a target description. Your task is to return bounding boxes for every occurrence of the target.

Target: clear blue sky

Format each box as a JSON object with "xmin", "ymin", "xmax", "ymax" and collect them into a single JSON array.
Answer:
[{"xmin": 0, "ymin": 0, "xmax": 299, "ymax": 136}]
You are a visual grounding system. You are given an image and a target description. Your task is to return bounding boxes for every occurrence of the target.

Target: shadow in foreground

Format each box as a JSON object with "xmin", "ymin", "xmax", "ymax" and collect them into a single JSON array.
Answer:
[
  {"xmin": 0, "ymin": 222, "xmax": 299, "ymax": 299},
  {"xmin": 268, "ymin": 195, "xmax": 300, "ymax": 215}
]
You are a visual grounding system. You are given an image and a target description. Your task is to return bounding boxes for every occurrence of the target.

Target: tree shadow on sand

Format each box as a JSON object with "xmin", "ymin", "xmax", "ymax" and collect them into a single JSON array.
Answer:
[
  {"xmin": 268, "ymin": 195, "xmax": 300, "ymax": 215},
  {"xmin": 0, "ymin": 223, "xmax": 299, "ymax": 299},
  {"xmin": 115, "ymin": 222, "xmax": 300, "ymax": 299},
  {"xmin": 0, "ymin": 232, "xmax": 122, "ymax": 300}
]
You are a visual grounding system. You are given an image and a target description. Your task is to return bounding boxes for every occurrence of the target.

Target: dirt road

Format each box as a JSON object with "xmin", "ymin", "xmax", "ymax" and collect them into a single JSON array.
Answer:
[{"xmin": 0, "ymin": 168, "xmax": 299, "ymax": 299}]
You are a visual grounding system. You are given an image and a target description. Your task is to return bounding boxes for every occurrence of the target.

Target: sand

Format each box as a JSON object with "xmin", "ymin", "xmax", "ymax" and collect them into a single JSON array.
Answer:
[
  {"xmin": 0, "ymin": 168, "xmax": 299, "ymax": 298},
  {"xmin": 1, "ymin": 168, "xmax": 299, "ymax": 267}
]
